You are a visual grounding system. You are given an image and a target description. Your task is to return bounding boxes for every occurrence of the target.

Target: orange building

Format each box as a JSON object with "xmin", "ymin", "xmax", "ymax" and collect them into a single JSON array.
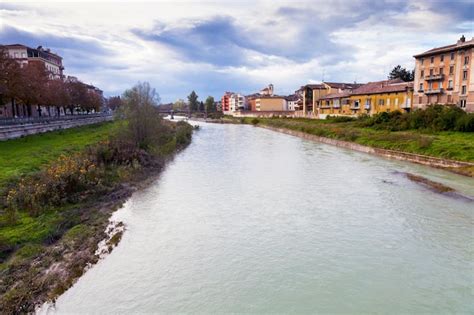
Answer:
[
  {"xmin": 221, "ymin": 92, "xmax": 232, "ymax": 112},
  {"xmin": 413, "ymin": 35, "xmax": 473, "ymax": 112}
]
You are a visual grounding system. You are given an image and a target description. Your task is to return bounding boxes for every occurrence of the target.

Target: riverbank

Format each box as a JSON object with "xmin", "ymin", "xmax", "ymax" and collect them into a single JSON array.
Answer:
[
  {"xmin": 0, "ymin": 119, "xmax": 194, "ymax": 312},
  {"xmin": 205, "ymin": 116, "xmax": 474, "ymax": 177}
]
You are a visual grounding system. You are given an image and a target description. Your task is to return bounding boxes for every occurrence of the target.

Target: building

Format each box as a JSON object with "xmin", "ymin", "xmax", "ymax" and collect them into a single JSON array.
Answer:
[
  {"xmin": 301, "ymin": 82, "xmax": 362, "ymax": 115},
  {"xmin": 2, "ymin": 44, "xmax": 64, "ymax": 79},
  {"xmin": 413, "ymin": 35, "xmax": 473, "ymax": 112},
  {"xmin": 317, "ymin": 79, "xmax": 413, "ymax": 118},
  {"xmin": 255, "ymin": 96, "xmax": 287, "ymax": 111},
  {"xmin": 229, "ymin": 93, "xmax": 246, "ymax": 112},
  {"xmin": 221, "ymin": 92, "xmax": 232, "ymax": 112},
  {"xmin": 286, "ymin": 94, "xmax": 301, "ymax": 111}
]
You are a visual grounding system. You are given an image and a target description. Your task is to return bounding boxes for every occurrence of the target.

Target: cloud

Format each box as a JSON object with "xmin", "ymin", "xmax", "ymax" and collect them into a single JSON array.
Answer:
[{"xmin": 0, "ymin": 0, "xmax": 472, "ymax": 102}]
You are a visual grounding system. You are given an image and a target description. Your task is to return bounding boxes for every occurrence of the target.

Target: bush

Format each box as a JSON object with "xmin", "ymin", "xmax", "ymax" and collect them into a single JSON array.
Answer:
[
  {"xmin": 326, "ymin": 115, "xmax": 356, "ymax": 123},
  {"xmin": 251, "ymin": 118, "xmax": 260, "ymax": 125},
  {"xmin": 359, "ymin": 105, "xmax": 472, "ymax": 132}
]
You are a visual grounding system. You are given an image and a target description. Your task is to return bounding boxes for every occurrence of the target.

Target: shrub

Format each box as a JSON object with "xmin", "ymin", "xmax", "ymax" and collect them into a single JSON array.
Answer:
[{"xmin": 251, "ymin": 118, "xmax": 260, "ymax": 125}]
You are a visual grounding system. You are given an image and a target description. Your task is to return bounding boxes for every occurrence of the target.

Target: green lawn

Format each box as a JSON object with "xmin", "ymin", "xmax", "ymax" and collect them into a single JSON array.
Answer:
[
  {"xmin": 0, "ymin": 121, "xmax": 120, "ymax": 186},
  {"xmin": 243, "ymin": 117, "xmax": 474, "ymax": 162}
]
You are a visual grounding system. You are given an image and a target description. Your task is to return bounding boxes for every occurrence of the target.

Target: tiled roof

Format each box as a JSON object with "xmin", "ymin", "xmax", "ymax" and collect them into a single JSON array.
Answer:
[
  {"xmin": 320, "ymin": 91, "xmax": 352, "ymax": 100},
  {"xmin": 413, "ymin": 37, "xmax": 474, "ymax": 58},
  {"xmin": 323, "ymin": 82, "xmax": 363, "ymax": 89},
  {"xmin": 352, "ymin": 79, "xmax": 413, "ymax": 96},
  {"xmin": 303, "ymin": 84, "xmax": 325, "ymax": 89},
  {"xmin": 286, "ymin": 94, "xmax": 300, "ymax": 101}
]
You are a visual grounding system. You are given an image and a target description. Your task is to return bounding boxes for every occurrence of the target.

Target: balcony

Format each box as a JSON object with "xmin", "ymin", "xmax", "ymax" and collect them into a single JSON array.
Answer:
[
  {"xmin": 424, "ymin": 88, "xmax": 443, "ymax": 95},
  {"xmin": 425, "ymin": 74, "xmax": 444, "ymax": 81}
]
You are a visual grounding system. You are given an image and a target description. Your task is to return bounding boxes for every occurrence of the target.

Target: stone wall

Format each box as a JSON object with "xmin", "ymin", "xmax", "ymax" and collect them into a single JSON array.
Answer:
[
  {"xmin": 260, "ymin": 125, "xmax": 474, "ymax": 169},
  {"xmin": 0, "ymin": 115, "xmax": 113, "ymax": 141}
]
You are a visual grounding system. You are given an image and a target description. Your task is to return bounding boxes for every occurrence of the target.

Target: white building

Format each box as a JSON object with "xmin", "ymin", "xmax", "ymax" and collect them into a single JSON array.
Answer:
[
  {"xmin": 229, "ymin": 93, "xmax": 247, "ymax": 112},
  {"xmin": 2, "ymin": 44, "xmax": 64, "ymax": 79}
]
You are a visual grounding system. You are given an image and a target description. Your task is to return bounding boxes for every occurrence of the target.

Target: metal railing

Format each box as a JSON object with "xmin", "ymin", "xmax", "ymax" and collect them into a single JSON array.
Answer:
[{"xmin": 0, "ymin": 113, "xmax": 112, "ymax": 126}]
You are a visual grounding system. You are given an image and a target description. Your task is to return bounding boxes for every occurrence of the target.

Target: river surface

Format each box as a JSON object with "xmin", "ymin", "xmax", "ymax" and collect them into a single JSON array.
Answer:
[{"xmin": 46, "ymin": 122, "xmax": 473, "ymax": 314}]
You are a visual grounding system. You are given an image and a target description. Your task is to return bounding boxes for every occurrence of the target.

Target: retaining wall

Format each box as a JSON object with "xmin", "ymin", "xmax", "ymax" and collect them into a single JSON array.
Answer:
[
  {"xmin": 0, "ymin": 115, "xmax": 113, "ymax": 141},
  {"xmin": 260, "ymin": 125, "xmax": 474, "ymax": 169}
]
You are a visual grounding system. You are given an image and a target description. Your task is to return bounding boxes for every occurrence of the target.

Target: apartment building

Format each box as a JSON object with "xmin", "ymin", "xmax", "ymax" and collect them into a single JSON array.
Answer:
[
  {"xmin": 221, "ymin": 92, "xmax": 232, "ymax": 112},
  {"xmin": 3, "ymin": 44, "xmax": 64, "ymax": 79},
  {"xmin": 413, "ymin": 35, "xmax": 473, "ymax": 112},
  {"xmin": 302, "ymin": 82, "xmax": 362, "ymax": 114},
  {"xmin": 318, "ymin": 79, "xmax": 413, "ymax": 118},
  {"xmin": 255, "ymin": 96, "xmax": 287, "ymax": 111},
  {"xmin": 229, "ymin": 93, "xmax": 246, "ymax": 112}
]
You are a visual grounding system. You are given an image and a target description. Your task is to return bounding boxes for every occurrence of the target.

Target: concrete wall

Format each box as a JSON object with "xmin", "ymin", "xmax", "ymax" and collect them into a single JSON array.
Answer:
[
  {"xmin": 260, "ymin": 125, "xmax": 474, "ymax": 170},
  {"xmin": 0, "ymin": 115, "xmax": 113, "ymax": 141}
]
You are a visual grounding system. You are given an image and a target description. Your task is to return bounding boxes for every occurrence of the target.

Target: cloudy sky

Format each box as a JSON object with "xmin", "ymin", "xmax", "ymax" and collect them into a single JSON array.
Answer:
[{"xmin": 0, "ymin": 0, "xmax": 472, "ymax": 102}]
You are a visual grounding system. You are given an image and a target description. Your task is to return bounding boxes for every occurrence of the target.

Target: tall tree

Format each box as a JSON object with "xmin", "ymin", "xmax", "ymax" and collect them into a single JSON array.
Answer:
[
  {"xmin": 205, "ymin": 96, "xmax": 215, "ymax": 113},
  {"xmin": 187, "ymin": 91, "xmax": 198, "ymax": 112},
  {"xmin": 388, "ymin": 65, "xmax": 414, "ymax": 82},
  {"xmin": 16, "ymin": 62, "xmax": 50, "ymax": 116},
  {"xmin": 0, "ymin": 47, "xmax": 22, "ymax": 116},
  {"xmin": 198, "ymin": 101, "xmax": 204, "ymax": 112},
  {"xmin": 107, "ymin": 96, "xmax": 123, "ymax": 111}
]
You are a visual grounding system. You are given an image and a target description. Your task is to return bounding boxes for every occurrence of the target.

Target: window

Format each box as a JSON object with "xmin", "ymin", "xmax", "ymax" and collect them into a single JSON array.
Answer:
[
  {"xmin": 420, "ymin": 70, "xmax": 424, "ymax": 78},
  {"xmin": 378, "ymin": 99, "xmax": 384, "ymax": 105},
  {"xmin": 451, "ymin": 52, "xmax": 455, "ymax": 60},
  {"xmin": 448, "ymin": 80, "xmax": 453, "ymax": 88},
  {"xmin": 439, "ymin": 67, "xmax": 444, "ymax": 75},
  {"xmin": 419, "ymin": 83, "xmax": 424, "ymax": 91},
  {"xmin": 463, "ymin": 70, "xmax": 468, "ymax": 80},
  {"xmin": 387, "ymin": 98, "xmax": 390, "ymax": 106},
  {"xmin": 464, "ymin": 56, "xmax": 469, "ymax": 65},
  {"xmin": 395, "ymin": 98, "xmax": 399, "ymax": 106},
  {"xmin": 439, "ymin": 82, "xmax": 443, "ymax": 89},
  {"xmin": 430, "ymin": 56, "xmax": 434, "ymax": 63},
  {"xmin": 460, "ymin": 99, "xmax": 466, "ymax": 108},
  {"xmin": 429, "ymin": 82, "xmax": 433, "ymax": 90},
  {"xmin": 441, "ymin": 55, "xmax": 444, "ymax": 62},
  {"xmin": 450, "ymin": 66, "xmax": 454, "ymax": 74},
  {"xmin": 430, "ymin": 69, "xmax": 433, "ymax": 76},
  {"xmin": 461, "ymin": 85, "xmax": 467, "ymax": 94}
]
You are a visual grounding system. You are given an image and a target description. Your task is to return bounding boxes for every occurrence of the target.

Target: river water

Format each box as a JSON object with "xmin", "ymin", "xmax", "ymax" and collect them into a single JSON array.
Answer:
[{"xmin": 45, "ymin": 122, "xmax": 473, "ymax": 314}]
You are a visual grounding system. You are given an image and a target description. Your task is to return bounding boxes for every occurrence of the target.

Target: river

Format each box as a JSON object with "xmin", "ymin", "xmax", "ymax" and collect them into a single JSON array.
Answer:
[{"xmin": 44, "ymin": 122, "xmax": 473, "ymax": 314}]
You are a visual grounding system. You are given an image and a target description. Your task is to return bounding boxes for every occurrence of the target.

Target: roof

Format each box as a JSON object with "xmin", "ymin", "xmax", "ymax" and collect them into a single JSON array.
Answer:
[
  {"xmin": 303, "ymin": 84, "xmax": 325, "ymax": 89},
  {"xmin": 2, "ymin": 44, "xmax": 28, "ymax": 49},
  {"xmin": 319, "ymin": 91, "xmax": 352, "ymax": 100},
  {"xmin": 352, "ymin": 79, "xmax": 413, "ymax": 96},
  {"xmin": 286, "ymin": 94, "xmax": 300, "ymax": 101},
  {"xmin": 323, "ymin": 82, "xmax": 363, "ymax": 89},
  {"xmin": 256, "ymin": 95, "xmax": 286, "ymax": 100},
  {"xmin": 414, "ymin": 37, "xmax": 474, "ymax": 58}
]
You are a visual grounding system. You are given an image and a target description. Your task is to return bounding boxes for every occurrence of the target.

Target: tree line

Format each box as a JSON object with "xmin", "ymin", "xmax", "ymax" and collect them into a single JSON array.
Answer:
[
  {"xmin": 0, "ymin": 47, "xmax": 103, "ymax": 117},
  {"xmin": 172, "ymin": 91, "xmax": 217, "ymax": 113}
]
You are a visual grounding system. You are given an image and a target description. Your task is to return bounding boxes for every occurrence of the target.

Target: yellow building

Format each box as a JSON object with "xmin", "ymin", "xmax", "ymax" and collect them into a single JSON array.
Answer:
[
  {"xmin": 318, "ymin": 79, "xmax": 414, "ymax": 118},
  {"xmin": 255, "ymin": 96, "xmax": 287, "ymax": 111}
]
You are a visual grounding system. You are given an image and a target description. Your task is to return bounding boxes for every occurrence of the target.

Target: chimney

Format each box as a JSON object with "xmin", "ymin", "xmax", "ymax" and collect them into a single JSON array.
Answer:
[{"xmin": 458, "ymin": 35, "xmax": 466, "ymax": 45}]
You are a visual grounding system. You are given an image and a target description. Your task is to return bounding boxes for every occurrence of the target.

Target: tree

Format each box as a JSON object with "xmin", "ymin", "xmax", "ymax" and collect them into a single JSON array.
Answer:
[
  {"xmin": 205, "ymin": 96, "xmax": 215, "ymax": 112},
  {"xmin": 16, "ymin": 62, "xmax": 50, "ymax": 116},
  {"xmin": 45, "ymin": 79, "xmax": 70, "ymax": 116},
  {"xmin": 187, "ymin": 91, "xmax": 198, "ymax": 112},
  {"xmin": 107, "ymin": 96, "xmax": 123, "ymax": 111},
  {"xmin": 388, "ymin": 65, "xmax": 414, "ymax": 82},
  {"xmin": 121, "ymin": 82, "xmax": 164, "ymax": 149},
  {"xmin": 0, "ymin": 47, "xmax": 22, "ymax": 116},
  {"xmin": 173, "ymin": 99, "xmax": 186, "ymax": 111},
  {"xmin": 199, "ymin": 101, "xmax": 204, "ymax": 112}
]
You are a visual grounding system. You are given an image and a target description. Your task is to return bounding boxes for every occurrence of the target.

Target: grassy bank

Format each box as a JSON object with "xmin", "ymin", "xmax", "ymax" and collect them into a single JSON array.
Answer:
[
  {"xmin": 0, "ymin": 121, "xmax": 120, "ymax": 186},
  {"xmin": 0, "ymin": 83, "xmax": 194, "ymax": 312}
]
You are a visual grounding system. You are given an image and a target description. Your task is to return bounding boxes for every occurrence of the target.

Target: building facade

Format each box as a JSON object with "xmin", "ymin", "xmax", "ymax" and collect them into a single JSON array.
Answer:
[
  {"xmin": 221, "ymin": 92, "xmax": 232, "ymax": 112},
  {"xmin": 318, "ymin": 79, "xmax": 413, "ymax": 118},
  {"xmin": 255, "ymin": 96, "xmax": 287, "ymax": 111},
  {"xmin": 413, "ymin": 36, "xmax": 473, "ymax": 112},
  {"xmin": 3, "ymin": 44, "xmax": 64, "ymax": 79},
  {"xmin": 229, "ymin": 93, "xmax": 246, "ymax": 112}
]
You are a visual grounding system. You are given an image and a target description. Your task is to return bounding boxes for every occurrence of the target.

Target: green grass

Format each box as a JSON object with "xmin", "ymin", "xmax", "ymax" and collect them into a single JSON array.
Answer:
[
  {"xmin": 0, "ymin": 121, "xmax": 120, "ymax": 186},
  {"xmin": 244, "ymin": 117, "xmax": 474, "ymax": 162}
]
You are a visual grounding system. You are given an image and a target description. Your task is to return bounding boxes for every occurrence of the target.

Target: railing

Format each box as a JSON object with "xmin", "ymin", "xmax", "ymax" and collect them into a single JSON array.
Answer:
[
  {"xmin": 0, "ymin": 113, "xmax": 112, "ymax": 126},
  {"xmin": 425, "ymin": 74, "xmax": 444, "ymax": 81},
  {"xmin": 424, "ymin": 88, "xmax": 444, "ymax": 95}
]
